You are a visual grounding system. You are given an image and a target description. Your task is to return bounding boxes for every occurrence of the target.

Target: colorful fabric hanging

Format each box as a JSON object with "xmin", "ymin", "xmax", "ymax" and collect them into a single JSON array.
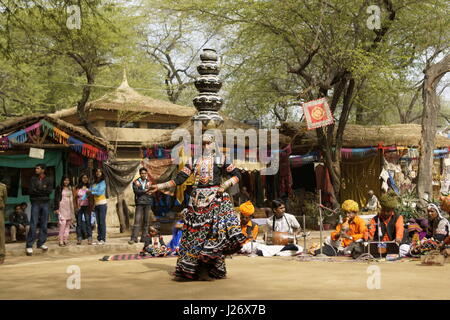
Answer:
[
  {"xmin": 68, "ymin": 136, "xmax": 83, "ymax": 153},
  {"xmin": 40, "ymin": 120, "xmax": 54, "ymax": 138},
  {"xmin": 53, "ymin": 127, "xmax": 69, "ymax": 145},
  {"xmin": 24, "ymin": 122, "xmax": 41, "ymax": 138},
  {"xmin": 341, "ymin": 147, "xmax": 377, "ymax": 159},
  {"xmin": 82, "ymin": 144, "xmax": 98, "ymax": 159},
  {"xmin": 0, "ymin": 136, "xmax": 10, "ymax": 149},
  {"xmin": 97, "ymin": 150, "xmax": 108, "ymax": 161},
  {"xmin": 8, "ymin": 129, "xmax": 27, "ymax": 144}
]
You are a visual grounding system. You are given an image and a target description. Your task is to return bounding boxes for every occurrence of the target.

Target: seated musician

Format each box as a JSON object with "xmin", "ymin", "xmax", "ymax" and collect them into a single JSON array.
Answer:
[
  {"xmin": 239, "ymin": 200, "xmax": 303, "ymax": 256},
  {"xmin": 239, "ymin": 201, "xmax": 258, "ymax": 244},
  {"xmin": 266, "ymin": 199, "xmax": 300, "ymax": 235},
  {"xmin": 327, "ymin": 200, "xmax": 367, "ymax": 254},
  {"xmin": 368, "ymin": 193, "xmax": 408, "ymax": 255},
  {"xmin": 427, "ymin": 203, "xmax": 450, "ymax": 243}
]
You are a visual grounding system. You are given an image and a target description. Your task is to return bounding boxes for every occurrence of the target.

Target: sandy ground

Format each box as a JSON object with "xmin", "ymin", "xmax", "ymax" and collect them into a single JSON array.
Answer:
[{"xmin": 1, "ymin": 251, "xmax": 450, "ymax": 300}]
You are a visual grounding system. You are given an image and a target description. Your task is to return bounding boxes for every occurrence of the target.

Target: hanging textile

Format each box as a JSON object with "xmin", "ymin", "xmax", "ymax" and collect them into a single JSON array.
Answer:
[
  {"xmin": 82, "ymin": 144, "xmax": 98, "ymax": 159},
  {"xmin": 339, "ymin": 153, "xmax": 382, "ymax": 208},
  {"xmin": 341, "ymin": 147, "xmax": 377, "ymax": 159},
  {"xmin": 279, "ymin": 144, "xmax": 293, "ymax": 197},
  {"xmin": 0, "ymin": 136, "xmax": 10, "ymax": 149},
  {"xmin": 68, "ymin": 136, "xmax": 83, "ymax": 153},
  {"xmin": 68, "ymin": 151, "xmax": 84, "ymax": 166},
  {"xmin": 40, "ymin": 119, "xmax": 54, "ymax": 137},
  {"xmin": 103, "ymin": 160, "xmax": 141, "ymax": 198},
  {"xmin": 96, "ymin": 150, "xmax": 108, "ymax": 161},
  {"xmin": 387, "ymin": 171, "xmax": 400, "ymax": 195},
  {"xmin": 315, "ymin": 163, "xmax": 336, "ymax": 205},
  {"xmin": 53, "ymin": 127, "xmax": 69, "ymax": 145},
  {"xmin": 175, "ymin": 147, "xmax": 188, "ymax": 205},
  {"xmin": 8, "ymin": 129, "xmax": 27, "ymax": 144},
  {"xmin": 302, "ymin": 97, "xmax": 334, "ymax": 130},
  {"xmin": 24, "ymin": 122, "xmax": 41, "ymax": 140}
]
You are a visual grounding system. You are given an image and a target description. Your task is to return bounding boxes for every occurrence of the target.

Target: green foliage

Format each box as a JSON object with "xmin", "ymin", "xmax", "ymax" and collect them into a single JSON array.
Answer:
[
  {"xmin": 394, "ymin": 190, "xmax": 422, "ymax": 220},
  {"xmin": 0, "ymin": 0, "xmax": 166, "ymax": 118}
]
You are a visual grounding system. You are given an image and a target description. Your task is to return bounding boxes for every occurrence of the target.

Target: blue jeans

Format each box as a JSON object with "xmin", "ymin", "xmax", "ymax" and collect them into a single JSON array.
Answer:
[
  {"xmin": 76, "ymin": 206, "xmax": 92, "ymax": 240},
  {"xmin": 95, "ymin": 204, "xmax": 107, "ymax": 241},
  {"xmin": 26, "ymin": 202, "xmax": 49, "ymax": 248}
]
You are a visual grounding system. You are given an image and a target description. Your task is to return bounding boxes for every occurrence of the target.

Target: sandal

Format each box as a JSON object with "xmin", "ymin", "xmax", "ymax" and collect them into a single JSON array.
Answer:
[{"xmin": 59, "ymin": 243, "xmax": 65, "ymax": 247}]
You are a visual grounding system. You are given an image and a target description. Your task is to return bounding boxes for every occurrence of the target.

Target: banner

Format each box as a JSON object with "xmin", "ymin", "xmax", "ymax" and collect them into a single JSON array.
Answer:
[{"xmin": 302, "ymin": 97, "xmax": 334, "ymax": 130}]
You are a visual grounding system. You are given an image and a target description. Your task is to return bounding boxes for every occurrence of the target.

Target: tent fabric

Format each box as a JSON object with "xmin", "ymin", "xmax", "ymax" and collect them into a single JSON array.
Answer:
[
  {"xmin": 340, "ymin": 153, "xmax": 382, "ymax": 208},
  {"xmin": 315, "ymin": 164, "xmax": 336, "ymax": 205},
  {"xmin": 0, "ymin": 151, "xmax": 63, "ymax": 208},
  {"xmin": 103, "ymin": 160, "xmax": 141, "ymax": 198},
  {"xmin": 141, "ymin": 158, "xmax": 178, "ymax": 196}
]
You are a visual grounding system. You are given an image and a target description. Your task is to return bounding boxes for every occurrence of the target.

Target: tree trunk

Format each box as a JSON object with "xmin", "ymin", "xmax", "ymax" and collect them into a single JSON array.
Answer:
[
  {"xmin": 417, "ymin": 54, "xmax": 450, "ymax": 205},
  {"xmin": 76, "ymin": 69, "xmax": 104, "ymax": 138},
  {"xmin": 355, "ymin": 104, "xmax": 364, "ymax": 124}
]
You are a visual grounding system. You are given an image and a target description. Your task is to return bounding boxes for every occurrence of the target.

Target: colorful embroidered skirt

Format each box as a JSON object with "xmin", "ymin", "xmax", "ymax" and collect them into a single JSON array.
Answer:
[{"xmin": 175, "ymin": 189, "xmax": 246, "ymax": 279}]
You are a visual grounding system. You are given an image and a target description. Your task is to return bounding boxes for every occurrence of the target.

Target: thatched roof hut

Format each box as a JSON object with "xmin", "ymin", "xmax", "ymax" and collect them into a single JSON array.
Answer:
[
  {"xmin": 281, "ymin": 122, "xmax": 450, "ymax": 153},
  {"xmin": 51, "ymin": 75, "xmax": 196, "ymax": 125}
]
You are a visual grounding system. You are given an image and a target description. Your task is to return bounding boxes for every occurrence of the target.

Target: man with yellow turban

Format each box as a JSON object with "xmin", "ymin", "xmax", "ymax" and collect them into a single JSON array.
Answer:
[
  {"xmin": 326, "ymin": 199, "xmax": 367, "ymax": 254},
  {"xmin": 239, "ymin": 201, "xmax": 259, "ymax": 244}
]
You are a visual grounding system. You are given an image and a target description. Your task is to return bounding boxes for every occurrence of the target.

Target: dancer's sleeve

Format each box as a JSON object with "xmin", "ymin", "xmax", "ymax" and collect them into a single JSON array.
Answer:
[
  {"xmin": 155, "ymin": 164, "xmax": 192, "ymax": 190},
  {"xmin": 220, "ymin": 163, "xmax": 241, "ymax": 190}
]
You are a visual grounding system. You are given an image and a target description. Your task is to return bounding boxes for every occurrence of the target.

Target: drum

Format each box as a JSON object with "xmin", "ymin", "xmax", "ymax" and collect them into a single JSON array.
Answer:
[{"xmin": 265, "ymin": 231, "xmax": 295, "ymax": 245}]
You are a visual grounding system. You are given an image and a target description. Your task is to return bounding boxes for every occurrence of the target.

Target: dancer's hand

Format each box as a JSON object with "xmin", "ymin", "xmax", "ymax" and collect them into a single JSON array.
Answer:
[
  {"xmin": 147, "ymin": 185, "xmax": 157, "ymax": 193},
  {"xmin": 217, "ymin": 187, "xmax": 225, "ymax": 195}
]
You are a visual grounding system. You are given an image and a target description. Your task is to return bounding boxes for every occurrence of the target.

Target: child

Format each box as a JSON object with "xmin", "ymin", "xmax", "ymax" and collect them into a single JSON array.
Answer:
[
  {"xmin": 140, "ymin": 223, "xmax": 169, "ymax": 257},
  {"xmin": 167, "ymin": 210, "xmax": 185, "ymax": 253}
]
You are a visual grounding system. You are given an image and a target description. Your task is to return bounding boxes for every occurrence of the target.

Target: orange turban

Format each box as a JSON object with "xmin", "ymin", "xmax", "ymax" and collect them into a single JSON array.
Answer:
[
  {"xmin": 239, "ymin": 201, "xmax": 255, "ymax": 216},
  {"xmin": 440, "ymin": 195, "xmax": 450, "ymax": 213}
]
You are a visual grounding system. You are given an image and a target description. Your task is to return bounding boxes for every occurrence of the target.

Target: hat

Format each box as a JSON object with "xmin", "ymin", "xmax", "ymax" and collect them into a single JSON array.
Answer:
[
  {"xmin": 239, "ymin": 201, "xmax": 255, "ymax": 216},
  {"xmin": 341, "ymin": 200, "xmax": 359, "ymax": 212},
  {"xmin": 440, "ymin": 195, "xmax": 450, "ymax": 213},
  {"xmin": 202, "ymin": 133, "xmax": 214, "ymax": 143},
  {"xmin": 379, "ymin": 193, "xmax": 399, "ymax": 210}
]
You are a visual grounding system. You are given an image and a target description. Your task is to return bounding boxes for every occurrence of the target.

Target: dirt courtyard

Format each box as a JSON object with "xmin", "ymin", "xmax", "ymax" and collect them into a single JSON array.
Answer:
[{"xmin": 1, "ymin": 252, "xmax": 450, "ymax": 300}]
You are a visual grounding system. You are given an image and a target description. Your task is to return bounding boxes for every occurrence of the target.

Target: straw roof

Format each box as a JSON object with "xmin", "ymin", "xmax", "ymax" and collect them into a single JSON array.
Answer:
[
  {"xmin": 281, "ymin": 122, "xmax": 450, "ymax": 150},
  {"xmin": 97, "ymin": 127, "xmax": 172, "ymax": 145},
  {"xmin": 52, "ymin": 74, "xmax": 196, "ymax": 119},
  {"xmin": 0, "ymin": 114, "xmax": 111, "ymax": 149}
]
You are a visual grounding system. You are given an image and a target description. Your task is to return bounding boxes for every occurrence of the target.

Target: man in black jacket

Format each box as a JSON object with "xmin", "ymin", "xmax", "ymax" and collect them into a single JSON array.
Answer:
[
  {"xmin": 129, "ymin": 168, "xmax": 155, "ymax": 244},
  {"xmin": 26, "ymin": 164, "xmax": 53, "ymax": 256}
]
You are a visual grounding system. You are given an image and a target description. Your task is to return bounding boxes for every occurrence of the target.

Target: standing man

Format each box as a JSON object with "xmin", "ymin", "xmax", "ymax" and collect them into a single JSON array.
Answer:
[
  {"xmin": 26, "ymin": 164, "xmax": 53, "ymax": 256},
  {"xmin": 129, "ymin": 167, "xmax": 155, "ymax": 245},
  {"xmin": 0, "ymin": 178, "xmax": 7, "ymax": 264}
]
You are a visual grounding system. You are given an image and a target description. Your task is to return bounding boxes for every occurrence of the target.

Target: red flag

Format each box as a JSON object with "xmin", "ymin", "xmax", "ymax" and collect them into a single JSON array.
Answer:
[{"xmin": 302, "ymin": 98, "xmax": 334, "ymax": 130}]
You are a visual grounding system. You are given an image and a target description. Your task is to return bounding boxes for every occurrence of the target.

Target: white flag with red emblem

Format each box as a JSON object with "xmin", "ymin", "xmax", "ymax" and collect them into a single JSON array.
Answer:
[{"xmin": 302, "ymin": 98, "xmax": 334, "ymax": 130}]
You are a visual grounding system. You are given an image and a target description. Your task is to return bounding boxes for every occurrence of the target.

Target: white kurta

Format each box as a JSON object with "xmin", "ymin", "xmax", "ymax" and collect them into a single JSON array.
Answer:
[{"xmin": 266, "ymin": 213, "xmax": 300, "ymax": 233}]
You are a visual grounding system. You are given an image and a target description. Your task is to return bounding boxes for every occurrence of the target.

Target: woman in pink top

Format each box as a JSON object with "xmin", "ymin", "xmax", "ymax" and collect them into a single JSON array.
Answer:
[{"xmin": 54, "ymin": 176, "xmax": 76, "ymax": 247}]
